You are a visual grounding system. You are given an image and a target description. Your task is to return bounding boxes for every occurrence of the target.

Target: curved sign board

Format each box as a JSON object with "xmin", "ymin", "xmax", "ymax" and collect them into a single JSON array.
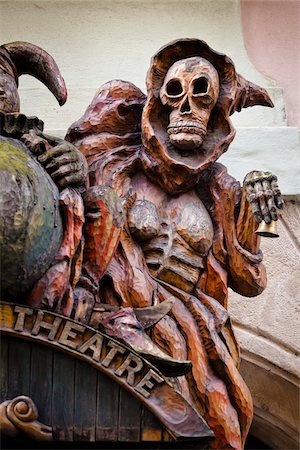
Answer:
[{"xmin": 0, "ymin": 302, "xmax": 213, "ymax": 440}]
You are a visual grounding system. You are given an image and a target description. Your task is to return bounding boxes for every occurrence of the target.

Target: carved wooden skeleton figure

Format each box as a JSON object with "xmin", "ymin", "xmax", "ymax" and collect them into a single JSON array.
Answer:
[{"xmin": 67, "ymin": 39, "xmax": 283, "ymax": 450}]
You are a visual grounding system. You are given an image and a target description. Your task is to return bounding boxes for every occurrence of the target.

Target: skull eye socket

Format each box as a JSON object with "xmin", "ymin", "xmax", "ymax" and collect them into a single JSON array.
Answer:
[
  {"xmin": 166, "ymin": 79, "xmax": 183, "ymax": 97},
  {"xmin": 193, "ymin": 78, "xmax": 209, "ymax": 95}
]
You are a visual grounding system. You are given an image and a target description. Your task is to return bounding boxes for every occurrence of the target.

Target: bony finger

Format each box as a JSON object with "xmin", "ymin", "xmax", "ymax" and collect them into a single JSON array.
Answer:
[
  {"xmin": 38, "ymin": 144, "xmax": 73, "ymax": 163},
  {"xmin": 39, "ymin": 148, "xmax": 65, "ymax": 163},
  {"xmin": 270, "ymin": 177, "xmax": 280, "ymax": 189},
  {"xmin": 37, "ymin": 132, "xmax": 64, "ymax": 147},
  {"xmin": 269, "ymin": 173, "xmax": 278, "ymax": 183},
  {"xmin": 270, "ymin": 179, "xmax": 282, "ymax": 196},
  {"xmin": 275, "ymin": 196, "xmax": 285, "ymax": 210},
  {"xmin": 270, "ymin": 207, "xmax": 278, "ymax": 221},
  {"xmin": 262, "ymin": 179, "xmax": 273, "ymax": 197},
  {"xmin": 245, "ymin": 183, "xmax": 256, "ymax": 203},
  {"xmin": 255, "ymin": 179, "xmax": 270, "ymax": 223},
  {"xmin": 253, "ymin": 211, "xmax": 263, "ymax": 223},
  {"xmin": 246, "ymin": 184, "xmax": 261, "ymax": 222},
  {"xmin": 45, "ymin": 154, "xmax": 79, "ymax": 171},
  {"xmin": 262, "ymin": 210, "xmax": 271, "ymax": 224},
  {"xmin": 57, "ymin": 171, "xmax": 84, "ymax": 188},
  {"xmin": 266, "ymin": 196, "xmax": 278, "ymax": 221},
  {"xmin": 258, "ymin": 195, "xmax": 271, "ymax": 223},
  {"xmin": 51, "ymin": 162, "xmax": 79, "ymax": 179},
  {"xmin": 253, "ymin": 181, "xmax": 267, "ymax": 222},
  {"xmin": 250, "ymin": 200, "xmax": 263, "ymax": 223},
  {"xmin": 259, "ymin": 198, "xmax": 270, "ymax": 222},
  {"xmin": 269, "ymin": 178, "xmax": 284, "ymax": 210},
  {"xmin": 45, "ymin": 159, "xmax": 58, "ymax": 171}
]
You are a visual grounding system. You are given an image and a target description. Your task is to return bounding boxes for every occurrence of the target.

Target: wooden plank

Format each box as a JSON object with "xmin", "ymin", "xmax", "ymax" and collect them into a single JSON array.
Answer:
[
  {"xmin": 0, "ymin": 335, "xmax": 8, "ymax": 402},
  {"xmin": 52, "ymin": 350, "xmax": 75, "ymax": 441},
  {"xmin": 118, "ymin": 386, "xmax": 141, "ymax": 442},
  {"xmin": 30, "ymin": 344, "xmax": 53, "ymax": 425},
  {"xmin": 73, "ymin": 359, "xmax": 97, "ymax": 441},
  {"xmin": 141, "ymin": 405, "xmax": 162, "ymax": 442},
  {"xmin": 96, "ymin": 371, "xmax": 119, "ymax": 441},
  {"xmin": 7, "ymin": 338, "xmax": 31, "ymax": 399},
  {"xmin": 162, "ymin": 427, "xmax": 174, "ymax": 442}
]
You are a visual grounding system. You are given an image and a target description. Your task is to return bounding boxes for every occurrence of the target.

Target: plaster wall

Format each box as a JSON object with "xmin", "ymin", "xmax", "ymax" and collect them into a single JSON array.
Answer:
[{"xmin": 229, "ymin": 200, "xmax": 300, "ymax": 448}]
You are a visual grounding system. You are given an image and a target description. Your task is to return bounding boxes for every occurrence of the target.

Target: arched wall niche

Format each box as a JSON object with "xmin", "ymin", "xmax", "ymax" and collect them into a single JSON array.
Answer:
[{"xmin": 240, "ymin": 355, "xmax": 299, "ymax": 450}]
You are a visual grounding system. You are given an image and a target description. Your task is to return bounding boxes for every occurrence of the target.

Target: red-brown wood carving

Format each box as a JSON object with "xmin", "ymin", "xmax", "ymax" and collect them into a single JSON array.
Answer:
[{"xmin": 66, "ymin": 39, "xmax": 284, "ymax": 449}]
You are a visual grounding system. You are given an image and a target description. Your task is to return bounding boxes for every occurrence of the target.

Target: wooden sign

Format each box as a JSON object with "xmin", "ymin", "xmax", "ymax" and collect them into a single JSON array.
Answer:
[{"xmin": 0, "ymin": 301, "xmax": 213, "ymax": 440}]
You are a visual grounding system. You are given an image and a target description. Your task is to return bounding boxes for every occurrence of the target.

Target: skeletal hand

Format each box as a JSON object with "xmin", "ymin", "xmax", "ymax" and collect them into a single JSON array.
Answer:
[
  {"xmin": 36, "ymin": 134, "xmax": 88, "ymax": 188},
  {"xmin": 243, "ymin": 170, "xmax": 284, "ymax": 223}
]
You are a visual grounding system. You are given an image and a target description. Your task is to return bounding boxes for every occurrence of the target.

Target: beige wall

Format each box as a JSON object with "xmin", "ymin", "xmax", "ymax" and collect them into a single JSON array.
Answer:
[{"xmin": 229, "ymin": 201, "xmax": 300, "ymax": 448}]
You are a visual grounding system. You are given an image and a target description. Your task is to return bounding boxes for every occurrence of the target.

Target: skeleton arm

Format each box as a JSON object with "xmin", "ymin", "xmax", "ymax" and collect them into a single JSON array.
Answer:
[{"xmin": 227, "ymin": 170, "xmax": 283, "ymax": 297}]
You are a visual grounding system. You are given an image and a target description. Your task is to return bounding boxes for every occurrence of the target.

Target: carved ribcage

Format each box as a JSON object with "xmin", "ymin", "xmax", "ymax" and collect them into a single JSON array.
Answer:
[
  {"xmin": 142, "ymin": 232, "xmax": 206, "ymax": 293},
  {"xmin": 127, "ymin": 189, "xmax": 214, "ymax": 294}
]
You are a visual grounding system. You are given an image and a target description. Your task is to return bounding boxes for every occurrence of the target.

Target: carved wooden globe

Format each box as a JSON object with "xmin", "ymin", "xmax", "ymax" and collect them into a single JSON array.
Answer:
[{"xmin": 0, "ymin": 137, "xmax": 63, "ymax": 299}]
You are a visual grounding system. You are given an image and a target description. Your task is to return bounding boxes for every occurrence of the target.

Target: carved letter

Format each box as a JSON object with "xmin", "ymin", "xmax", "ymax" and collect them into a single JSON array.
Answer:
[
  {"xmin": 135, "ymin": 369, "xmax": 164, "ymax": 398},
  {"xmin": 101, "ymin": 341, "xmax": 125, "ymax": 368},
  {"xmin": 14, "ymin": 306, "xmax": 33, "ymax": 332},
  {"xmin": 115, "ymin": 353, "xmax": 144, "ymax": 386},
  {"xmin": 77, "ymin": 334, "xmax": 103, "ymax": 361},
  {"xmin": 58, "ymin": 321, "xmax": 85, "ymax": 349},
  {"xmin": 31, "ymin": 311, "xmax": 62, "ymax": 340}
]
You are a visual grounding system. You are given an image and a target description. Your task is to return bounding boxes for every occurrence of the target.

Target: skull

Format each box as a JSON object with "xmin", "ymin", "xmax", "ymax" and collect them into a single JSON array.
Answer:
[{"xmin": 160, "ymin": 57, "xmax": 219, "ymax": 151}]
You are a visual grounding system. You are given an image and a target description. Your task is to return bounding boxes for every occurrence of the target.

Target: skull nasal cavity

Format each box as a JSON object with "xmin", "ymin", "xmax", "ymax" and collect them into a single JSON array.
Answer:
[
  {"xmin": 180, "ymin": 98, "xmax": 191, "ymax": 113},
  {"xmin": 193, "ymin": 78, "xmax": 208, "ymax": 94},
  {"xmin": 166, "ymin": 80, "xmax": 183, "ymax": 96}
]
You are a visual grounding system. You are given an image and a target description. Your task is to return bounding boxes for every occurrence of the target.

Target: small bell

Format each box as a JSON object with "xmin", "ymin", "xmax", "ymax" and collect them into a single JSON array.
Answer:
[{"xmin": 255, "ymin": 220, "xmax": 279, "ymax": 238}]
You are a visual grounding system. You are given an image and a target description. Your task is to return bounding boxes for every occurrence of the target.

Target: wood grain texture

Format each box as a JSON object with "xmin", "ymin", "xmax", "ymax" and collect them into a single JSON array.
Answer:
[
  {"xmin": 141, "ymin": 406, "xmax": 162, "ymax": 442},
  {"xmin": 52, "ymin": 351, "xmax": 75, "ymax": 441},
  {"xmin": 118, "ymin": 385, "xmax": 141, "ymax": 442},
  {"xmin": 30, "ymin": 345, "xmax": 53, "ymax": 425},
  {"xmin": 8, "ymin": 338, "xmax": 31, "ymax": 399},
  {"xmin": 1, "ymin": 336, "xmax": 166, "ymax": 443},
  {"xmin": 74, "ymin": 359, "xmax": 97, "ymax": 441},
  {"xmin": 96, "ymin": 371, "xmax": 119, "ymax": 441},
  {"xmin": 0, "ymin": 336, "xmax": 8, "ymax": 402}
]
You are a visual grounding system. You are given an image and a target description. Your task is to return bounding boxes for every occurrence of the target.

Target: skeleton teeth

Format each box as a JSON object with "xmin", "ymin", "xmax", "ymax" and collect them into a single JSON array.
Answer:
[
  {"xmin": 169, "ymin": 121, "xmax": 204, "ymax": 129},
  {"xmin": 167, "ymin": 121, "xmax": 206, "ymax": 136}
]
